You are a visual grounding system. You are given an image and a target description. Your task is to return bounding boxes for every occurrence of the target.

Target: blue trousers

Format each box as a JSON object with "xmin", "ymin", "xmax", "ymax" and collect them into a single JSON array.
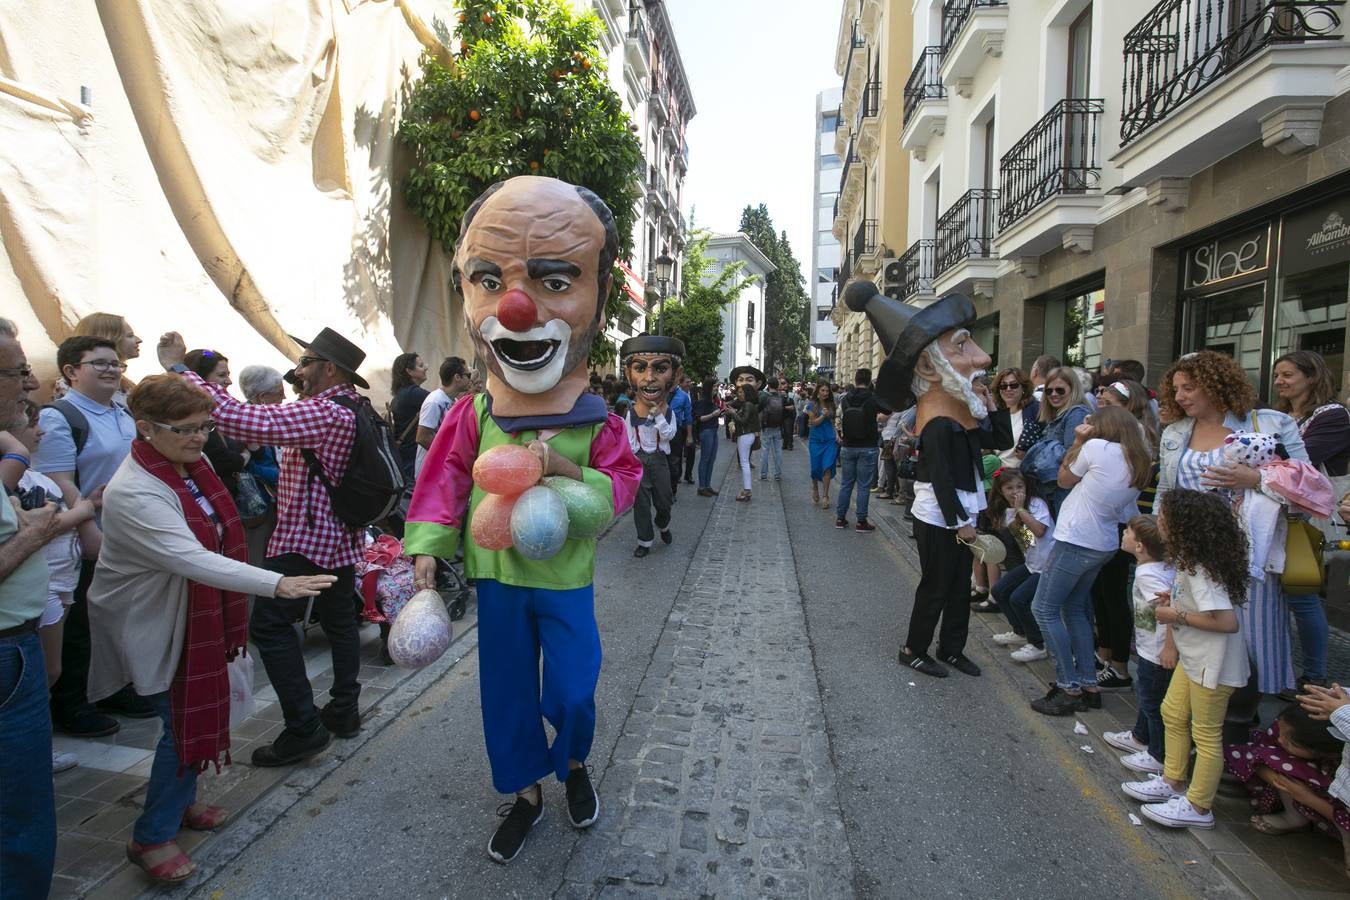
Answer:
[
  {"xmin": 1132, "ymin": 657, "xmax": 1172, "ymax": 765},
  {"xmin": 836, "ymin": 446, "xmax": 878, "ymax": 519},
  {"xmin": 476, "ymin": 580, "xmax": 602, "ymax": 794},
  {"xmin": 1285, "ymin": 592, "xmax": 1329, "ymax": 680},
  {"xmin": 134, "ymin": 692, "xmax": 198, "ymax": 845},
  {"xmin": 0, "ymin": 631, "xmax": 54, "ymax": 899},
  {"xmin": 697, "ymin": 428, "xmax": 719, "ymax": 489},
  {"xmin": 1032, "ymin": 541, "xmax": 1116, "ymax": 690},
  {"xmin": 991, "ymin": 564, "xmax": 1043, "ymax": 646}
]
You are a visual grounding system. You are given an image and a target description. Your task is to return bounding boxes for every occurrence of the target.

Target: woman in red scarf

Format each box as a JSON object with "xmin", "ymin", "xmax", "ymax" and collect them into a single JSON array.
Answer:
[{"xmin": 87, "ymin": 376, "xmax": 335, "ymax": 884}]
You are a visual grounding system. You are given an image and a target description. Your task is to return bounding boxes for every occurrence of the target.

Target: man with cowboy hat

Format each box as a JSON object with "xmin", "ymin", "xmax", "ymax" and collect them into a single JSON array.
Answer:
[
  {"xmin": 842, "ymin": 282, "xmax": 1010, "ymax": 679},
  {"xmin": 158, "ymin": 327, "xmax": 374, "ymax": 765},
  {"xmin": 620, "ymin": 334, "xmax": 685, "ymax": 557}
]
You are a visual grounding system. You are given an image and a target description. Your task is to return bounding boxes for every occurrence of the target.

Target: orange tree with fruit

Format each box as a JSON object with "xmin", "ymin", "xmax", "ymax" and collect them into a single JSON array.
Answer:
[{"xmin": 400, "ymin": 0, "xmax": 644, "ymax": 366}]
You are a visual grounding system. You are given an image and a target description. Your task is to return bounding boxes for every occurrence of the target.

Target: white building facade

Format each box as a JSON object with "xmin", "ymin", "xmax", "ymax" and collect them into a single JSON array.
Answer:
[
  {"xmin": 811, "ymin": 88, "xmax": 844, "ymax": 374},
  {"xmin": 703, "ymin": 233, "xmax": 776, "ymax": 379}
]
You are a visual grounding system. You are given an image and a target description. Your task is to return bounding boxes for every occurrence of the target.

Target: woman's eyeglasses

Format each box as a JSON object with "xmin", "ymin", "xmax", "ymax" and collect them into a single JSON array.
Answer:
[
  {"xmin": 998, "ymin": 382, "xmax": 1021, "ymax": 391},
  {"xmin": 1045, "ymin": 386, "xmax": 1069, "ymax": 396},
  {"xmin": 147, "ymin": 420, "xmax": 216, "ymax": 436}
]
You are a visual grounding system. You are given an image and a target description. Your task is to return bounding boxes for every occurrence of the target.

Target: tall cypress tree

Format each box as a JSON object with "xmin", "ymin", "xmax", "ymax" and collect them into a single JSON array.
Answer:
[{"xmin": 738, "ymin": 205, "xmax": 811, "ymax": 378}]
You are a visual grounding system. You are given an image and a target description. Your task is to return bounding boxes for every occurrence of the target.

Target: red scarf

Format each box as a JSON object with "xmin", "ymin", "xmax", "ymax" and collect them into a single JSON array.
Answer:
[{"xmin": 131, "ymin": 440, "xmax": 250, "ymax": 773}]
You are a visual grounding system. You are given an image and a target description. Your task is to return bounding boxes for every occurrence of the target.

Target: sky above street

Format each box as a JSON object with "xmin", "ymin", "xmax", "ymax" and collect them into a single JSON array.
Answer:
[{"xmin": 664, "ymin": 0, "xmax": 839, "ymax": 284}]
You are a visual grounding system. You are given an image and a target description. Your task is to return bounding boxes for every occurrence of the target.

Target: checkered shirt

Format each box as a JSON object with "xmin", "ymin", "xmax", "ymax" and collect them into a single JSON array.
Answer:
[{"xmin": 186, "ymin": 373, "xmax": 360, "ymax": 569}]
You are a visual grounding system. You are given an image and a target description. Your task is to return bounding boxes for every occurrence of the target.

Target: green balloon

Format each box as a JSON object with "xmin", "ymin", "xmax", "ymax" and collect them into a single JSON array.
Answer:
[{"xmin": 543, "ymin": 476, "xmax": 612, "ymax": 539}]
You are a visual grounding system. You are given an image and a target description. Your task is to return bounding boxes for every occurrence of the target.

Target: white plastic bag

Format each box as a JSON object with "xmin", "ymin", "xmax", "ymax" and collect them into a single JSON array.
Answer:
[{"xmin": 227, "ymin": 652, "xmax": 256, "ymax": 730}]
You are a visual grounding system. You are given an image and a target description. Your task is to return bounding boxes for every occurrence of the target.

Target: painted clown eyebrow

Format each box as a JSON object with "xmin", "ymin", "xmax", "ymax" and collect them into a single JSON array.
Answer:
[
  {"xmin": 526, "ymin": 259, "xmax": 582, "ymax": 279},
  {"xmin": 464, "ymin": 257, "xmax": 503, "ymax": 279}
]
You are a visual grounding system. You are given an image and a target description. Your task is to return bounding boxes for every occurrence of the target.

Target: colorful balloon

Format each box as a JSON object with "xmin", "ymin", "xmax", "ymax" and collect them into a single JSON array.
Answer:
[
  {"xmin": 543, "ymin": 476, "xmax": 612, "ymax": 539},
  {"xmin": 509, "ymin": 485, "xmax": 569, "ymax": 560},
  {"xmin": 387, "ymin": 589, "xmax": 452, "ymax": 668},
  {"xmin": 473, "ymin": 444, "xmax": 543, "ymax": 496},
  {"xmin": 471, "ymin": 492, "xmax": 517, "ymax": 550}
]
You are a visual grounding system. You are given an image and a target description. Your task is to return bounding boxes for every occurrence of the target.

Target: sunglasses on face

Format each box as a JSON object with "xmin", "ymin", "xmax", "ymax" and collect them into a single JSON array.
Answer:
[
  {"xmin": 1045, "ymin": 386, "xmax": 1068, "ymax": 396},
  {"xmin": 998, "ymin": 382, "xmax": 1020, "ymax": 391}
]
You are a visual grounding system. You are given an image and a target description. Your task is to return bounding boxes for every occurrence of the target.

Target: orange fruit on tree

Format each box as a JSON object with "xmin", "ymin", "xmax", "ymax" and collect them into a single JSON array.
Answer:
[{"xmin": 469, "ymin": 109, "xmax": 481, "ymax": 121}]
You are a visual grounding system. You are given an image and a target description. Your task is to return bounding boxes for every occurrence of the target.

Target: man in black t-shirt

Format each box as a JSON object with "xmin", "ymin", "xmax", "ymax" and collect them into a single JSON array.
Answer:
[{"xmin": 833, "ymin": 368, "xmax": 882, "ymax": 532}]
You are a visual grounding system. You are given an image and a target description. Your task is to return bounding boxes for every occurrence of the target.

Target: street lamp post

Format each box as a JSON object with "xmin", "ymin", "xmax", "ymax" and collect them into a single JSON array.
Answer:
[{"xmin": 654, "ymin": 253, "xmax": 674, "ymax": 335}]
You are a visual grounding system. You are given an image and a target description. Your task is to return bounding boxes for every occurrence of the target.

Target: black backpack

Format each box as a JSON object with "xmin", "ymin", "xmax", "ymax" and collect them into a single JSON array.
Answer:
[
  {"xmin": 302, "ymin": 394, "xmax": 405, "ymax": 528},
  {"xmin": 840, "ymin": 393, "xmax": 871, "ymax": 443},
  {"xmin": 762, "ymin": 393, "xmax": 784, "ymax": 427},
  {"xmin": 41, "ymin": 399, "xmax": 96, "ymax": 489}
]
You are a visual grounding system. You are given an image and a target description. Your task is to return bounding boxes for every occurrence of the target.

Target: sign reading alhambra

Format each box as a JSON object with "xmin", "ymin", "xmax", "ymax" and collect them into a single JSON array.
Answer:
[{"xmin": 1283, "ymin": 197, "xmax": 1350, "ymax": 276}]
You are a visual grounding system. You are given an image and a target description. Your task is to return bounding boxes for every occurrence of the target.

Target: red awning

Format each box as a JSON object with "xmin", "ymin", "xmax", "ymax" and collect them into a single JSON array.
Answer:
[{"xmin": 619, "ymin": 261, "xmax": 646, "ymax": 309}]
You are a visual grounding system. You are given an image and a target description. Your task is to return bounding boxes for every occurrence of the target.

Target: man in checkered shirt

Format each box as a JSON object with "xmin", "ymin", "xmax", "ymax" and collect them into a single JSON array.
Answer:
[{"xmin": 158, "ymin": 327, "xmax": 368, "ymax": 767}]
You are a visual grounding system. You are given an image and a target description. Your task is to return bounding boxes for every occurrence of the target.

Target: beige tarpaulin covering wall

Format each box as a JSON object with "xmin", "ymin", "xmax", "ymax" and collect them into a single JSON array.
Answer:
[{"xmin": 0, "ymin": 0, "xmax": 468, "ymax": 404}]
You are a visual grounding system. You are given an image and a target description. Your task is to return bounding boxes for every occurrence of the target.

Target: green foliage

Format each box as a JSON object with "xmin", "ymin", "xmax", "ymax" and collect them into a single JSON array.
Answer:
[
  {"xmin": 661, "ymin": 232, "xmax": 756, "ymax": 381},
  {"xmin": 398, "ymin": 0, "xmax": 644, "ymax": 366},
  {"xmin": 738, "ymin": 205, "xmax": 811, "ymax": 377}
]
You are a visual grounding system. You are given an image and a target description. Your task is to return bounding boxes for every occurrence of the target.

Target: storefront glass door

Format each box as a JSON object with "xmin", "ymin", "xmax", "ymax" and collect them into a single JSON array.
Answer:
[
  {"xmin": 1275, "ymin": 262, "xmax": 1349, "ymax": 391},
  {"xmin": 1183, "ymin": 283, "xmax": 1266, "ymax": 388}
]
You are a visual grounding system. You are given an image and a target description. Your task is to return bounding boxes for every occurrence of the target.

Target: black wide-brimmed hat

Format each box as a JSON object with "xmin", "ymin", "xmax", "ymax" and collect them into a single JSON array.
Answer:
[
  {"xmin": 289, "ymin": 327, "xmax": 370, "ymax": 389},
  {"xmin": 620, "ymin": 334, "xmax": 686, "ymax": 363},
  {"xmin": 728, "ymin": 365, "xmax": 765, "ymax": 387},
  {"xmin": 843, "ymin": 281, "xmax": 976, "ymax": 409}
]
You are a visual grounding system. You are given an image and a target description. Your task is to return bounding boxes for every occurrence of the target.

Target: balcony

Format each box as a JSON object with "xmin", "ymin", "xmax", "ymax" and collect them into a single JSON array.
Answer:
[
  {"xmin": 856, "ymin": 78, "xmax": 882, "ymax": 158},
  {"xmin": 647, "ymin": 84, "xmax": 667, "ymax": 125},
  {"xmin": 853, "ymin": 218, "xmax": 880, "ymax": 276},
  {"xmin": 939, "ymin": 0, "xmax": 1008, "ymax": 97},
  {"xmin": 934, "ymin": 188, "xmax": 999, "ymax": 297},
  {"xmin": 897, "ymin": 239, "xmax": 937, "ymax": 303},
  {"xmin": 840, "ymin": 136, "xmax": 863, "ymax": 205},
  {"xmin": 625, "ymin": 6, "xmax": 651, "ymax": 83},
  {"xmin": 901, "ymin": 46, "xmax": 948, "ymax": 161},
  {"xmin": 646, "ymin": 169, "xmax": 668, "ymax": 212},
  {"xmin": 832, "ymin": 194, "xmax": 847, "ymax": 240},
  {"xmin": 842, "ymin": 18, "xmax": 867, "ymax": 116},
  {"xmin": 662, "ymin": 193, "xmax": 679, "ymax": 231},
  {"xmin": 1114, "ymin": 0, "xmax": 1346, "ymax": 192},
  {"xmin": 674, "ymin": 140, "xmax": 688, "ymax": 174},
  {"xmin": 662, "ymin": 117, "xmax": 679, "ymax": 153},
  {"xmin": 998, "ymin": 99, "xmax": 1105, "ymax": 261}
]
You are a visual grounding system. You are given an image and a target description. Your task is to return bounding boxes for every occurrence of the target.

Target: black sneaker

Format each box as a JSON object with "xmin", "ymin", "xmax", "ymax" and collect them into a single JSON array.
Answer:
[
  {"xmin": 1031, "ymin": 685, "xmax": 1081, "ymax": 716},
  {"xmin": 940, "ymin": 653, "xmax": 981, "ymax": 677},
  {"xmin": 897, "ymin": 648, "xmax": 948, "ymax": 678},
  {"xmin": 487, "ymin": 794, "xmax": 544, "ymax": 864},
  {"xmin": 319, "ymin": 703, "xmax": 361, "ymax": 739},
  {"xmin": 1094, "ymin": 655, "xmax": 1107, "ymax": 674},
  {"xmin": 1098, "ymin": 666, "xmax": 1133, "ymax": 691},
  {"xmin": 633, "ymin": 546, "xmax": 650, "ymax": 558},
  {"xmin": 1079, "ymin": 689, "xmax": 1103, "ymax": 710},
  {"xmin": 855, "ymin": 520, "xmax": 875, "ymax": 534},
  {"xmin": 660, "ymin": 529, "xmax": 673, "ymax": 546},
  {"xmin": 251, "ymin": 722, "xmax": 331, "ymax": 767},
  {"xmin": 55, "ymin": 706, "xmax": 120, "ymax": 738},
  {"xmin": 565, "ymin": 766, "xmax": 600, "ymax": 828},
  {"xmin": 835, "ymin": 517, "xmax": 847, "ymax": 529}
]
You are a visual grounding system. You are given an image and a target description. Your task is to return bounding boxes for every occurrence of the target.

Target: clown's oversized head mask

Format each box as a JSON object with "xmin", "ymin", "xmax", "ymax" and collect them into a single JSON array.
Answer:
[{"xmin": 454, "ymin": 176, "xmax": 618, "ymax": 417}]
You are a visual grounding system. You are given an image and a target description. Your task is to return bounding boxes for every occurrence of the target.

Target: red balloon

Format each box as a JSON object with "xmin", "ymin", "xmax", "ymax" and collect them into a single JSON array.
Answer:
[
  {"xmin": 496, "ymin": 289, "xmax": 537, "ymax": 333},
  {"xmin": 470, "ymin": 492, "xmax": 517, "ymax": 550},
  {"xmin": 473, "ymin": 444, "xmax": 543, "ymax": 496}
]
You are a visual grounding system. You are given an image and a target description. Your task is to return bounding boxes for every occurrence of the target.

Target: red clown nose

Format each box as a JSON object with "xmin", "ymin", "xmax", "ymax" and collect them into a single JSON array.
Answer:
[{"xmin": 496, "ymin": 290, "xmax": 537, "ymax": 333}]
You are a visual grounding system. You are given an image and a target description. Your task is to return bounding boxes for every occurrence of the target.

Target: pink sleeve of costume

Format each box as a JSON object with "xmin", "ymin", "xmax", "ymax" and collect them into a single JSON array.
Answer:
[
  {"xmin": 406, "ymin": 397, "xmax": 481, "ymax": 531},
  {"xmin": 590, "ymin": 413, "xmax": 642, "ymax": 516}
]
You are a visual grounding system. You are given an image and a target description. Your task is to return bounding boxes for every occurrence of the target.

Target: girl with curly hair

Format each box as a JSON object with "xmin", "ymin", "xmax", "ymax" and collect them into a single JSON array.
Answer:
[
  {"xmin": 1155, "ymin": 350, "xmax": 1307, "ymax": 707},
  {"xmin": 1123, "ymin": 488, "xmax": 1250, "ymax": 830}
]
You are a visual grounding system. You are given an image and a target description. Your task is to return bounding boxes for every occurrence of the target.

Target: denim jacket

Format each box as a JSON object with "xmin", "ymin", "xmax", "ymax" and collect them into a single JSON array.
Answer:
[
  {"xmin": 1154, "ymin": 407, "xmax": 1307, "ymax": 513},
  {"xmin": 1023, "ymin": 403, "xmax": 1091, "ymax": 486}
]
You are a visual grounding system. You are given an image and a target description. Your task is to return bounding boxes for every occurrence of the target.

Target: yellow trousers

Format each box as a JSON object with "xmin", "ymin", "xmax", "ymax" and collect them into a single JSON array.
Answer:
[{"xmin": 1160, "ymin": 662, "xmax": 1234, "ymax": 811}]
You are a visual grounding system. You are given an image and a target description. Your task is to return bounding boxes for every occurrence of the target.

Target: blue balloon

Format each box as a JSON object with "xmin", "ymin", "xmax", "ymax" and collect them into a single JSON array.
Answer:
[{"xmin": 509, "ymin": 485, "xmax": 569, "ymax": 560}]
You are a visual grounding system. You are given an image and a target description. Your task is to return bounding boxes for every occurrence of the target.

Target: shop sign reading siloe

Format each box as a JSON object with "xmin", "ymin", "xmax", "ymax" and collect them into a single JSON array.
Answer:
[
  {"xmin": 1282, "ymin": 197, "xmax": 1350, "ymax": 277},
  {"xmin": 1183, "ymin": 225, "xmax": 1269, "ymax": 290}
]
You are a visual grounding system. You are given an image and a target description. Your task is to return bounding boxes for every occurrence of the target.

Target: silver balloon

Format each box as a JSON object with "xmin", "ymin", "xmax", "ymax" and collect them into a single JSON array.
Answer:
[{"xmin": 387, "ymin": 589, "xmax": 452, "ymax": 668}]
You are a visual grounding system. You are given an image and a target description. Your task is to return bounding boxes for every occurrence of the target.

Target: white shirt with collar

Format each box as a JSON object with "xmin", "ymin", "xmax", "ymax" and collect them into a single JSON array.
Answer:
[{"xmin": 624, "ymin": 406, "xmax": 677, "ymax": 455}]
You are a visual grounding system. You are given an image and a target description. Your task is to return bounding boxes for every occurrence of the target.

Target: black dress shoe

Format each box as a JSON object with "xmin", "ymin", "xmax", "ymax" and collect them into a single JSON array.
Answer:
[
  {"xmin": 682, "ymin": 478, "xmax": 695, "ymax": 485},
  {"xmin": 1078, "ymin": 690, "xmax": 1103, "ymax": 710},
  {"xmin": 897, "ymin": 648, "xmax": 948, "ymax": 678},
  {"xmin": 320, "ymin": 703, "xmax": 362, "ymax": 739},
  {"xmin": 251, "ymin": 723, "xmax": 332, "ymax": 767},
  {"xmin": 96, "ymin": 687, "xmax": 157, "ymax": 719},
  {"xmin": 633, "ymin": 546, "xmax": 650, "ymax": 558},
  {"xmin": 940, "ymin": 653, "xmax": 981, "ymax": 677},
  {"xmin": 660, "ymin": 529, "xmax": 673, "ymax": 545},
  {"xmin": 1031, "ymin": 685, "xmax": 1081, "ymax": 716},
  {"xmin": 55, "ymin": 707, "xmax": 121, "ymax": 738}
]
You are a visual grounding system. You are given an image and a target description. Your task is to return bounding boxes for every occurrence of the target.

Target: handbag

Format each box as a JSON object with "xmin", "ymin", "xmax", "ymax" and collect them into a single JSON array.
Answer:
[
  {"xmin": 234, "ymin": 471, "xmax": 270, "ymax": 526},
  {"xmin": 957, "ymin": 532, "xmax": 1007, "ymax": 566},
  {"xmin": 1250, "ymin": 412, "xmax": 1327, "ymax": 593}
]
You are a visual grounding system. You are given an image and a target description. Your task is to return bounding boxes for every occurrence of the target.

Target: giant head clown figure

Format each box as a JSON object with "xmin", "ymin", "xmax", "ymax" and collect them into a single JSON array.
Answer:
[{"xmin": 453, "ymin": 175, "xmax": 617, "ymax": 419}]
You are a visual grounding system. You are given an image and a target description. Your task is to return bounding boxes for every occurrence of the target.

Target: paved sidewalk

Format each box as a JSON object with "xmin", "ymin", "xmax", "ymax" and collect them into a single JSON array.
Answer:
[
  {"xmin": 50, "ymin": 603, "xmax": 478, "ymax": 899},
  {"xmin": 866, "ymin": 496, "xmax": 1348, "ymax": 899},
  {"xmin": 559, "ymin": 475, "xmax": 855, "ymax": 897}
]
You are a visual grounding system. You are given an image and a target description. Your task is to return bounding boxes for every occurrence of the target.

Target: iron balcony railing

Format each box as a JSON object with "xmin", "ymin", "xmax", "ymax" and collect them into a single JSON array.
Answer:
[
  {"xmin": 840, "ymin": 135, "xmax": 860, "ymax": 192},
  {"xmin": 842, "ymin": 18, "xmax": 866, "ymax": 90},
  {"xmin": 856, "ymin": 77, "xmax": 881, "ymax": 131},
  {"xmin": 853, "ymin": 218, "xmax": 878, "ymax": 260},
  {"xmin": 1120, "ymin": 0, "xmax": 1344, "ymax": 145},
  {"xmin": 903, "ymin": 46, "xmax": 946, "ymax": 127},
  {"xmin": 999, "ymin": 98, "xmax": 1104, "ymax": 231},
  {"xmin": 935, "ymin": 189, "xmax": 999, "ymax": 276},
  {"xmin": 940, "ymin": 0, "xmax": 1008, "ymax": 57},
  {"xmin": 838, "ymin": 252, "xmax": 852, "ymax": 293},
  {"xmin": 832, "ymin": 193, "xmax": 840, "ymax": 224},
  {"xmin": 627, "ymin": 6, "xmax": 651, "ymax": 67},
  {"xmin": 898, "ymin": 239, "xmax": 936, "ymax": 300},
  {"xmin": 648, "ymin": 84, "xmax": 667, "ymax": 124}
]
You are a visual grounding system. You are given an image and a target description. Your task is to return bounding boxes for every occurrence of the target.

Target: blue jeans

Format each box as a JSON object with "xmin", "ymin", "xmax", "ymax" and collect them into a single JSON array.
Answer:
[
  {"xmin": 1132, "ymin": 657, "xmax": 1172, "ymax": 765},
  {"xmin": 835, "ymin": 447, "xmax": 879, "ymax": 520},
  {"xmin": 0, "ymin": 630, "xmax": 55, "ymax": 898},
  {"xmin": 1285, "ymin": 592, "xmax": 1329, "ymax": 680},
  {"xmin": 759, "ymin": 429, "xmax": 783, "ymax": 480},
  {"xmin": 133, "ymin": 692, "xmax": 199, "ymax": 845},
  {"xmin": 697, "ymin": 428, "xmax": 719, "ymax": 489},
  {"xmin": 991, "ymin": 564, "xmax": 1044, "ymax": 646},
  {"xmin": 1031, "ymin": 542, "xmax": 1116, "ymax": 690}
]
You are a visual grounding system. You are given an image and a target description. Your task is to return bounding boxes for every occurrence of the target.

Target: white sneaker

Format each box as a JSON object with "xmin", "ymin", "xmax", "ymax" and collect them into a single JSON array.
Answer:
[
  {"xmin": 51, "ymin": 750, "xmax": 78, "ymax": 774},
  {"xmin": 991, "ymin": 631, "xmax": 1023, "ymax": 646},
  {"xmin": 1120, "ymin": 749, "xmax": 1164, "ymax": 775},
  {"xmin": 1010, "ymin": 644, "xmax": 1048, "ymax": 662},
  {"xmin": 1122, "ymin": 774, "xmax": 1181, "ymax": 803},
  {"xmin": 1140, "ymin": 795, "xmax": 1215, "ymax": 829},
  {"xmin": 1103, "ymin": 729, "xmax": 1146, "ymax": 753}
]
